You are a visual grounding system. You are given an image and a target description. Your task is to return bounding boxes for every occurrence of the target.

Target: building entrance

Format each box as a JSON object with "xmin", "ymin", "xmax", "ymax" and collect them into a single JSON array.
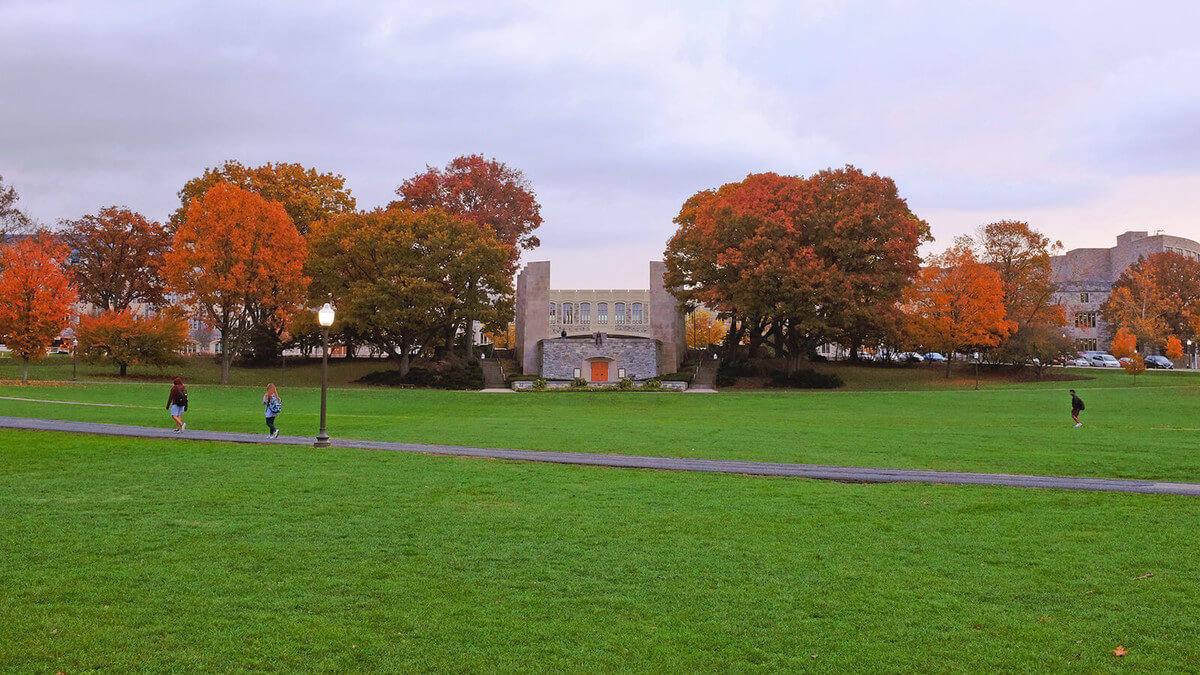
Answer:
[{"xmin": 590, "ymin": 361, "xmax": 609, "ymax": 382}]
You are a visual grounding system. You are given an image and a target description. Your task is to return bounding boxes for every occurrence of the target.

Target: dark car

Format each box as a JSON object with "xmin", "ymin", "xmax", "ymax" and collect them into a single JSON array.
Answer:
[{"xmin": 1144, "ymin": 355, "xmax": 1174, "ymax": 369}]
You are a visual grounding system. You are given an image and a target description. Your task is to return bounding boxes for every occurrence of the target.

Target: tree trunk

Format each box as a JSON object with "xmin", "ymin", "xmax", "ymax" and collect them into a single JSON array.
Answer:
[
  {"xmin": 119, "ymin": 362, "xmax": 127, "ymax": 377},
  {"xmin": 21, "ymin": 357, "xmax": 28, "ymax": 384},
  {"xmin": 465, "ymin": 317, "xmax": 475, "ymax": 360},
  {"xmin": 945, "ymin": 354, "xmax": 952, "ymax": 379},
  {"xmin": 220, "ymin": 332, "xmax": 231, "ymax": 385},
  {"xmin": 848, "ymin": 335, "xmax": 862, "ymax": 361}
]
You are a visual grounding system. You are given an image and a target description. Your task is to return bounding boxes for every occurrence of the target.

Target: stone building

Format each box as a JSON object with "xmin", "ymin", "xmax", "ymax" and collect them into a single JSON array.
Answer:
[
  {"xmin": 1051, "ymin": 231, "xmax": 1200, "ymax": 351},
  {"xmin": 513, "ymin": 261, "xmax": 686, "ymax": 381}
]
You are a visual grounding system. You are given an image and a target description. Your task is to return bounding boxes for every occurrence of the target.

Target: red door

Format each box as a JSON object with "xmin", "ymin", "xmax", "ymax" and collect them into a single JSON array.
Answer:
[{"xmin": 590, "ymin": 361, "xmax": 609, "ymax": 382}]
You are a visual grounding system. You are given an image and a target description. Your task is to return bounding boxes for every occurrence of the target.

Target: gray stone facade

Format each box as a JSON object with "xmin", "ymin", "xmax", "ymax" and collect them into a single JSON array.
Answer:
[
  {"xmin": 541, "ymin": 336, "xmax": 660, "ymax": 381},
  {"xmin": 1051, "ymin": 231, "xmax": 1200, "ymax": 350},
  {"xmin": 514, "ymin": 261, "xmax": 687, "ymax": 380}
]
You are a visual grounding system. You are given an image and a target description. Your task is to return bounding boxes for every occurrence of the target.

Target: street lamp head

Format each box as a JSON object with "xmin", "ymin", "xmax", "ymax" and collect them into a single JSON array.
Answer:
[{"xmin": 318, "ymin": 303, "xmax": 336, "ymax": 327}]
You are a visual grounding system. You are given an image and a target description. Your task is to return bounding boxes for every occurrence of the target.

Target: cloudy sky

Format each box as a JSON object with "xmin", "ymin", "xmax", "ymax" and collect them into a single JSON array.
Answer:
[{"xmin": 3, "ymin": 0, "xmax": 1199, "ymax": 287}]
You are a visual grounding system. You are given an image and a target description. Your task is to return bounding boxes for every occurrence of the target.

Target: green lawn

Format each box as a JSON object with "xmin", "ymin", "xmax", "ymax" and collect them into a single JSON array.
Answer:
[
  {"xmin": 2, "ymin": 368, "xmax": 1200, "ymax": 482},
  {"xmin": 2, "ymin": 429, "xmax": 1196, "ymax": 671}
]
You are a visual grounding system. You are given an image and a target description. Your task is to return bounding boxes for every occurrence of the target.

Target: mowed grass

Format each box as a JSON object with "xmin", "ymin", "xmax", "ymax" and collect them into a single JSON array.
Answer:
[
  {"xmin": 2, "ymin": 368, "xmax": 1200, "ymax": 482},
  {"xmin": 2, "ymin": 430, "xmax": 1197, "ymax": 671}
]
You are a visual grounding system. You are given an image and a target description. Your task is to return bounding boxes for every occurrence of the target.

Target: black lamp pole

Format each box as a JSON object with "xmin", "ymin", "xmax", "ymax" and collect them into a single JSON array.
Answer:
[{"xmin": 314, "ymin": 325, "xmax": 331, "ymax": 448}]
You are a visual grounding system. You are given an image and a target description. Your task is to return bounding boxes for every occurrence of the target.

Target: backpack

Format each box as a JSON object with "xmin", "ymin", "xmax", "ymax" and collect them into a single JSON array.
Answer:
[
  {"xmin": 178, "ymin": 389, "xmax": 188, "ymax": 410},
  {"xmin": 268, "ymin": 396, "xmax": 282, "ymax": 414}
]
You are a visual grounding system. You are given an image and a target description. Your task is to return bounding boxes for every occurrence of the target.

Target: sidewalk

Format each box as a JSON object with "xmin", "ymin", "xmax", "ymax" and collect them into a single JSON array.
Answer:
[{"xmin": 2, "ymin": 416, "xmax": 1198, "ymax": 496}]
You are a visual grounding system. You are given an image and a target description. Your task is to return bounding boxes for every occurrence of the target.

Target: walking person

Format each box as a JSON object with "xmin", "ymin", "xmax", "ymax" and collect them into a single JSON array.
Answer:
[
  {"xmin": 167, "ymin": 377, "xmax": 188, "ymax": 433},
  {"xmin": 263, "ymin": 383, "xmax": 282, "ymax": 438},
  {"xmin": 1070, "ymin": 389, "xmax": 1085, "ymax": 428}
]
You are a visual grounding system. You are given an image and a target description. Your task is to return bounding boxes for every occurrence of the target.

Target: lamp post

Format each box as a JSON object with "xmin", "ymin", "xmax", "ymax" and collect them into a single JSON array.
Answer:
[
  {"xmin": 72, "ymin": 339, "xmax": 78, "ymax": 381},
  {"xmin": 314, "ymin": 303, "xmax": 336, "ymax": 448}
]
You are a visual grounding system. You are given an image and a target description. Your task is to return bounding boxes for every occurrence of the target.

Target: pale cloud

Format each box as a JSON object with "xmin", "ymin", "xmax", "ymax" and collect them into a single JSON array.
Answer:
[{"xmin": 2, "ymin": 0, "xmax": 1199, "ymax": 286}]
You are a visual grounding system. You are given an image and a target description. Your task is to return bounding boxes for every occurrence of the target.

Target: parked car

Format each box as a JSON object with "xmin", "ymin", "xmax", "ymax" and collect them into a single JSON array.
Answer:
[
  {"xmin": 922, "ymin": 352, "xmax": 947, "ymax": 362},
  {"xmin": 1087, "ymin": 353, "xmax": 1121, "ymax": 367},
  {"xmin": 899, "ymin": 352, "xmax": 925, "ymax": 362},
  {"xmin": 1145, "ymin": 355, "xmax": 1175, "ymax": 369},
  {"xmin": 1067, "ymin": 356, "xmax": 1091, "ymax": 367}
]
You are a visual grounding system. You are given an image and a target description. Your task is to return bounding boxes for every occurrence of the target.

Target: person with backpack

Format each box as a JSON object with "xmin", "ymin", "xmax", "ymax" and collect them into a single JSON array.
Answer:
[
  {"xmin": 263, "ymin": 383, "xmax": 283, "ymax": 438},
  {"xmin": 1070, "ymin": 389, "xmax": 1085, "ymax": 428},
  {"xmin": 167, "ymin": 377, "xmax": 188, "ymax": 432}
]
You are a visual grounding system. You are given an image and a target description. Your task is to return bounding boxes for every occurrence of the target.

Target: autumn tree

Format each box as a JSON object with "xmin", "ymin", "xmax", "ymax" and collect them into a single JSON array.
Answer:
[
  {"xmin": 902, "ymin": 244, "xmax": 1016, "ymax": 377},
  {"xmin": 1165, "ymin": 335, "xmax": 1184, "ymax": 362},
  {"xmin": 1, "ymin": 174, "xmax": 35, "ymax": 242},
  {"xmin": 76, "ymin": 308, "xmax": 189, "ymax": 376},
  {"xmin": 1101, "ymin": 252, "xmax": 1200, "ymax": 346},
  {"xmin": 1111, "ymin": 326, "xmax": 1146, "ymax": 382},
  {"xmin": 307, "ymin": 207, "xmax": 513, "ymax": 377},
  {"xmin": 61, "ymin": 206, "xmax": 172, "ymax": 311},
  {"xmin": 0, "ymin": 235, "xmax": 77, "ymax": 382},
  {"xmin": 392, "ymin": 154, "xmax": 542, "ymax": 266},
  {"xmin": 169, "ymin": 160, "xmax": 356, "ymax": 235},
  {"xmin": 484, "ymin": 323, "xmax": 516, "ymax": 350},
  {"xmin": 686, "ymin": 308, "xmax": 726, "ymax": 350},
  {"xmin": 162, "ymin": 183, "xmax": 309, "ymax": 384},
  {"xmin": 664, "ymin": 167, "xmax": 929, "ymax": 372}
]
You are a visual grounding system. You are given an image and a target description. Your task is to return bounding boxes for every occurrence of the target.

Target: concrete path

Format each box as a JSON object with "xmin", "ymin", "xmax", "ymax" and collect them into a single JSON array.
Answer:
[{"xmin": 2, "ymin": 415, "xmax": 1198, "ymax": 496}]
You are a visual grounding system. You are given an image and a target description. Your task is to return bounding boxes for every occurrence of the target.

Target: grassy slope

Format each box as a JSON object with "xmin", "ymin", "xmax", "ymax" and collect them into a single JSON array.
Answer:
[
  {"xmin": 2, "ymin": 430, "xmax": 1196, "ymax": 671},
  {"xmin": 1, "ymin": 369, "xmax": 1199, "ymax": 481}
]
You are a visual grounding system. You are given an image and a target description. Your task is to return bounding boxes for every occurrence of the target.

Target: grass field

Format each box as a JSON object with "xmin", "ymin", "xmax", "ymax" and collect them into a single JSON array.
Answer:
[
  {"xmin": 2, "ymin": 366, "xmax": 1200, "ymax": 482},
  {"xmin": 2, "ymin": 429, "xmax": 1197, "ymax": 671}
]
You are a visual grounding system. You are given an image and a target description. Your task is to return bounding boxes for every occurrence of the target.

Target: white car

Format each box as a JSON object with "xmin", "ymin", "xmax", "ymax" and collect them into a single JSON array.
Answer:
[
  {"xmin": 1088, "ymin": 353, "xmax": 1121, "ymax": 367},
  {"xmin": 1067, "ymin": 356, "xmax": 1090, "ymax": 367},
  {"xmin": 922, "ymin": 352, "xmax": 947, "ymax": 362}
]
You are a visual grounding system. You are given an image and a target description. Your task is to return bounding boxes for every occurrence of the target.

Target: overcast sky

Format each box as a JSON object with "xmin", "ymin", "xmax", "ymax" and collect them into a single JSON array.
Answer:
[{"xmin": 3, "ymin": 0, "xmax": 1199, "ymax": 287}]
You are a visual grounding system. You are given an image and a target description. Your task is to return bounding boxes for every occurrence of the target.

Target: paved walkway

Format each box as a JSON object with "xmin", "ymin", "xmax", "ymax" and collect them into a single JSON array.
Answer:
[{"xmin": 2, "ymin": 415, "xmax": 1198, "ymax": 496}]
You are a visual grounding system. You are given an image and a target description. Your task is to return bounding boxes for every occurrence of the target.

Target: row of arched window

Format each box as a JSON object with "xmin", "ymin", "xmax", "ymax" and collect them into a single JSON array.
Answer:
[{"xmin": 550, "ymin": 301, "xmax": 644, "ymax": 325}]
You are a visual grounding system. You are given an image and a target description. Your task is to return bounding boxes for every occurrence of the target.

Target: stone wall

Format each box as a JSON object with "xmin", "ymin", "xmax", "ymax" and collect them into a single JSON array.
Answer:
[
  {"xmin": 541, "ymin": 337, "xmax": 659, "ymax": 381},
  {"xmin": 515, "ymin": 261, "xmax": 550, "ymax": 375}
]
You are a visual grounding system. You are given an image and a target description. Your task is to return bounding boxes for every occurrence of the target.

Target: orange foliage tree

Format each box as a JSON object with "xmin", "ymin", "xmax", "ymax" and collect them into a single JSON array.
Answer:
[
  {"xmin": 1110, "ymin": 326, "xmax": 1147, "ymax": 382},
  {"xmin": 392, "ymin": 154, "xmax": 543, "ymax": 269},
  {"xmin": 686, "ymin": 309, "xmax": 727, "ymax": 350},
  {"xmin": 162, "ymin": 183, "xmax": 310, "ymax": 384},
  {"xmin": 0, "ymin": 235, "xmax": 77, "ymax": 382},
  {"xmin": 1101, "ymin": 252, "xmax": 1200, "ymax": 346},
  {"xmin": 1165, "ymin": 335, "xmax": 1184, "ymax": 362},
  {"xmin": 664, "ymin": 167, "xmax": 929, "ymax": 371},
  {"xmin": 169, "ymin": 161, "xmax": 356, "ymax": 235},
  {"xmin": 76, "ymin": 309, "xmax": 189, "ymax": 376},
  {"xmin": 61, "ymin": 206, "xmax": 172, "ymax": 311},
  {"xmin": 902, "ymin": 244, "xmax": 1016, "ymax": 377}
]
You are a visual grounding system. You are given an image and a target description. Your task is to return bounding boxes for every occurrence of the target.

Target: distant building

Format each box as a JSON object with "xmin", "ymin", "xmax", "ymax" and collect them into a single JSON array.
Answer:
[
  {"xmin": 513, "ymin": 261, "xmax": 686, "ymax": 381},
  {"xmin": 1051, "ymin": 231, "xmax": 1200, "ymax": 351}
]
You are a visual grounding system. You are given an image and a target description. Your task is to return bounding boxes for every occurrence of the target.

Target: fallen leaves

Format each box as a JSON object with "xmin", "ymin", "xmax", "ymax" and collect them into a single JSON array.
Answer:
[
  {"xmin": 1133, "ymin": 573, "xmax": 1154, "ymax": 580},
  {"xmin": 1113, "ymin": 645, "xmax": 1127, "ymax": 657}
]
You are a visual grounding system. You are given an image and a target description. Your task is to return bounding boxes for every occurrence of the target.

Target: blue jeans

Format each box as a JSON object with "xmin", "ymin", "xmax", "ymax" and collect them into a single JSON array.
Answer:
[{"xmin": 266, "ymin": 416, "xmax": 277, "ymax": 434}]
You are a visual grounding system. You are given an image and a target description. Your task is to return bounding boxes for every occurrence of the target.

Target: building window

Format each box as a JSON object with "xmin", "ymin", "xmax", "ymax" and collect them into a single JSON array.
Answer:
[
  {"xmin": 631, "ymin": 302, "xmax": 643, "ymax": 324},
  {"xmin": 1075, "ymin": 338, "xmax": 1097, "ymax": 352},
  {"xmin": 598, "ymin": 303, "xmax": 607, "ymax": 324},
  {"xmin": 580, "ymin": 302, "xmax": 590, "ymax": 323},
  {"xmin": 573, "ymin": 368, "xmax": 581, "ymax": 378},
  {"xmin": 614, "ymin": 302, "xmax": 625, "ymax": 324},
  {"xmin": 618, "ymin": 368, "xmax": 626, "ymax": 378},
  {"xmin": 1075, "ymin": 311, "xmax": 1096, "ymax": 329},
  {"xmin": 562, "ymin": 302, "xmax": 574, "ymax": 324},
  {"xmin": 1079, "ymin": 293, "xmax": 1089, "ymax": 303},
  {"xmin": 549, "ymin": 302, "xmax": 556, "ymax": 322}
]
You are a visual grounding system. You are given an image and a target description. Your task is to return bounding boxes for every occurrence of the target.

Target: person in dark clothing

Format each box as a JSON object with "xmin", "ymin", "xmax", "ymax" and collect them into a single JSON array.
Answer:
[
  {"xmin": 167, "ymin": 377, "xmax": 188, "ymax": 432},
  {"xmin": 1070, "ymin": 389, "xmax": 1085, "ymax": 428}
]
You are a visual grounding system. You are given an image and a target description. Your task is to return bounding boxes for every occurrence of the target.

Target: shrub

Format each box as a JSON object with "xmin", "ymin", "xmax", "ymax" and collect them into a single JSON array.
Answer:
[
  {"xmin": 532, "ymin": 376, "xmax": 548, "ymax": 391},
  {"xmin": 618, "ymin": 376, "xmax": 635, "ymax": 390},
  {"xmin": 768, "ymin": 368, "xmax": 843, "ymax": 389},
  {"xmin": 571, "ymin": 377, "xmax": 589, "ymax": 389},
  {"xmin": 357, "ymin": 357, "xmax": 484, "ymax": 390},
  {"xmin": 642, "ymin": 377, "xmax": 662, "ymax": 390},
  {"xmin": 659, "ymin": 371, "xmax": 694, "ymax": 384}
]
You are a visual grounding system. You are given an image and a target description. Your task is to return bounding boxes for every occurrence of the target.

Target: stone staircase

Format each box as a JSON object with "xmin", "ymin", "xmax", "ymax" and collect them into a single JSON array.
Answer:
[
  {"xmin": 481, "ymin": 358, "xmax": 507, "ymax": 389},
  {"xmin": 691, "ymin": 354, "xmax": 719, "ymax": 391}
]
